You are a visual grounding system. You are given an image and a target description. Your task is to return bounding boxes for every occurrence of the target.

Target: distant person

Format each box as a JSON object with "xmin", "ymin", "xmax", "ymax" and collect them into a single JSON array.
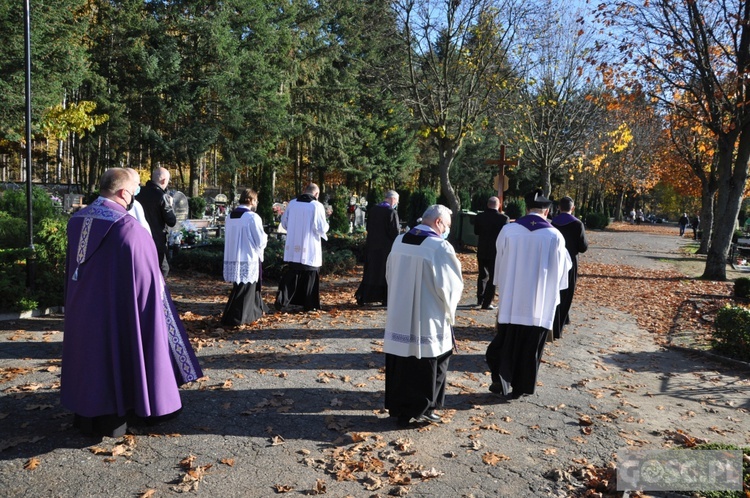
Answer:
[
  {"xmin": 62, "ymin": 168, "xmax": 202, "ymax": 437},
  {"xmin": 473, "ymin": 196, "xmax": 509, "ymax": 310},
  {"xmin": 678, "ymin": 213, "xmax": 689, "ymax": 236},
  {"xmin": 551, "ymin": 196, "xmax": 588, "ymax": 340},
  {"xmin": 629, "ymin": 208, "xmax": 636, "ymax": 224},
  {"xmin": 486, "ymin": 189, "xmax": 571, "ymax": 399},
  {"xmin": 691, "ymin": 214, "xmax": 700, "ymax": 240},
  {"xmin": 136, "ymin": 167, "xmax": 177, "ymax": 277},
  {"xmin": 221, "ymin": 189, "xmax": 269, "ymax": 326},
  {"xmin": 355, "ymin": 190, "xmax": 400, "ymax": 306},
  {"xmin": 384, "ymin": 205, "xmax": 463, "ymax": 426},
  {"xmin": 275, "ymin": 183, "xmax": 330, "ymax": 312}
]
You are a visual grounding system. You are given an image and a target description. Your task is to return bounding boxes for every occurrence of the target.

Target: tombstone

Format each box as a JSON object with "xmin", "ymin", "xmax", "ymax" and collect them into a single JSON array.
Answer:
[
  {"xmin": 171, "ymin": 191, "xmax": 189, "ymax": 231},
  {"xmin": 64, "ymin": 194, "xmax": 83, "ymax": 212},
  {"xmin": 354, "ymin": 206, "xmax": 366, "ymax": 228}
]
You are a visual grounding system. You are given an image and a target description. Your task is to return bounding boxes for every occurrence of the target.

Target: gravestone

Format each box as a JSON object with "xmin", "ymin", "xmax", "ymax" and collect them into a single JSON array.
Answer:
[
  {"xmin": 171, "ymin": 191, "xmax": 189, "ymax": 230},
  {"xmin": 354, "ymin": 206, "xmax": 365, "ymax": 228}
]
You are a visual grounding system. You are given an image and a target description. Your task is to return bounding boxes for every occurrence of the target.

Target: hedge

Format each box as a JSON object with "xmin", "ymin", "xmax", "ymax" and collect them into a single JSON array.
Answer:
[{"xmin": 713, "ymin": 305, "xmax": 750, "ymax": 362}]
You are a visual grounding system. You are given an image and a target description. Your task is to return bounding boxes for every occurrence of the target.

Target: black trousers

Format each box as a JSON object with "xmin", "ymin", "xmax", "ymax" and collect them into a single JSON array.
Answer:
[
  {"xmin": 486, "ymin": 323, "xmax": 548, "ymax": 396},
  {"xmin": 476, "ymin": 256, "xmax": 496, "ymax": 307},
  {"xmin": 385, "ymin": 350, "xmax": 451, "ymax": 420}
]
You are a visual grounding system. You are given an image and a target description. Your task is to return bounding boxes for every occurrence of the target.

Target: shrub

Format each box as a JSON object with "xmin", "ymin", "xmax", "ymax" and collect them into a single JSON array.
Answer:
[
  {"xmin": 33, "ymin": 217, "xmax": 68, "ymax": 308},
  {"xmin": 505, "ymin": 199, "xmax": 526, "ymax": 219},
  {"xmin": 322, "ymin": 249, "xmax": 356, "ymax": 275},
  {"xmin": 0, "ymin": 212, "xmax": 27, "ymax": 248},
  {"xmin": 188, "ymin": 197, "xmax": 207, "ymax": 219},
  {"xmin": 323, "ymin": 232, "xmax": 367, "ymax": 261},
  {"xmin": 404, "ymin": 188, "xmax": 437, "ymax": 228},
  {"xmin": 0, "ymin": 186, "xmax": 59, "ymax": 228},
  {"xmin": 735, "ymin": 278, "xmax": 750, "ymax": 299},
  {"xmin": 0, "ymin": 248, "xmax": 36, "ymax": 311},
  {"xmin": 170, "ymin": 244, "xmax": 224, "ymax": 277},
  {"xmin": 713, "ymin": 305, "xmax": 750, "ymax": 362},
  {"xmin": 470, "ymin": 189, "xmax": 498, "ymax": 212},
  {"xmin": 328, "ymin": 186, "xmax": 352, "ymax": 234},
  {"xmin": 585, "ymin": 212, "xmax": 610, "ymax": 230}
]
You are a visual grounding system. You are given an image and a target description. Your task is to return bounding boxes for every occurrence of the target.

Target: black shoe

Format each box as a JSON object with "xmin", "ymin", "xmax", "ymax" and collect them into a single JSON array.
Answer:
[
  {"xmin": 511, "ymin": 391, "xmax": 524, "ymax": 399},
  {"xmin": 481, "ymin": 304, "xmax": 497, "ymax": 310},
  {"xmin": 417, "ymin": 411, "xmax": 441, "ymax": 423}
]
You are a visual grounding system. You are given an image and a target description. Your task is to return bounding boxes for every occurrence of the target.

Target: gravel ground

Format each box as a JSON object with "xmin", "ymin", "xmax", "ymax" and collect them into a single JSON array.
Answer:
[{"xmin": 0, "ymin": 226, "xmax": 748, "ymax": 498}]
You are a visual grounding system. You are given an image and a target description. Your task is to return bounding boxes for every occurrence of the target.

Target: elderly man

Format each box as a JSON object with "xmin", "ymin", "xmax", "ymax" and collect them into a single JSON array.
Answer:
[
  {"xmin": 473, "ymin": 196, "xmax": 509, "ymax": 310},
  {"xmin": 355, "ymin": 190, "xmax": 400, "ymax": 306},
  {"xmin": 275, "ymin": 183, "xmax": 330, "ymax": 312},
  {"xmin": 384, "ymin": 204, "xmax": 463, "ymax": 426},
  {"xmin": 551, "ymin": 196, "xmax": 588, "ymax": 339},
  {"xmin": 62, "ymin": 168, "xmax": 202, "ymax": 437},
  {"xmin": 486, "ymin": 189, "xmax": 571, "ymax": 400},
  {"xmin": 136, "ymin": 166, "xmax": 177, "ymax": 278}
]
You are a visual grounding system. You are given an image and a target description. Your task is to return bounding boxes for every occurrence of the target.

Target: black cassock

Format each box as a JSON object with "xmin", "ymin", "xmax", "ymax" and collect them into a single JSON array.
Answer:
[
  {"xmin": 551, "ymin": 213, "xmax": 588, "ymax": 339},
  {"xmin": 355, "ymin": 203, "xmax": 400, "ymax": 305}
]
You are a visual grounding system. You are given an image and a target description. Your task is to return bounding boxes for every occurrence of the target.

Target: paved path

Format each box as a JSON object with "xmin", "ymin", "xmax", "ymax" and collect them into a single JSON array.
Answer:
[{"xmin": 0, "ymin": 229, "xmax": 748, "ymax": 497}]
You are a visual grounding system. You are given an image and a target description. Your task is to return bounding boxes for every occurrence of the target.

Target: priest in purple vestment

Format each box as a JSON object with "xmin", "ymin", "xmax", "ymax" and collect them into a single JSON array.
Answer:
[
  {"xmin": 61, "ymin": 168, "xmax": 203, "ymax": 437},
  {"xmin": 550, "ymin": 196, "xmax": 588, "ymax": 339},
  {"xmin": 485, "ymin": 189, "xmax": 571, "ymax": 400}
]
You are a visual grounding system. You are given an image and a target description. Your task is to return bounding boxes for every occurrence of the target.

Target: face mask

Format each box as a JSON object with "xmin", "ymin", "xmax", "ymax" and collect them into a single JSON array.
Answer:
[
  {"xmin": 442, "ymin": 227, "xmax": 450, "ymax": 240},
  {"xmin": 126, "ymin": 195, "xmax": 135, "ymax": 211},
  {"xmin": 134, "ymin": 185, "xmax": 141, "ymax": 196}
]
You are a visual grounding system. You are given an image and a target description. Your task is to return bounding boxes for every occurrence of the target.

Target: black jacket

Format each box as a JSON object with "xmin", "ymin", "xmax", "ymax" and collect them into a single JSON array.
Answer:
[
  {"xmin": 474, "ymin": 209, "xmax": 509, "ymax": 259},
  {"xmin": 136, "ymin": 180, "xmax": 176, "ymax": 254}
]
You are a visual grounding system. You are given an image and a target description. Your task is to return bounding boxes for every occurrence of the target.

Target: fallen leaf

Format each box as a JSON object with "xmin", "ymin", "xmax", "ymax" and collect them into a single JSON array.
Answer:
[
  {"xmin": 24, "ymin": 457, "xmax": 40, "ymax": 470},
  {"xmin": 482, "ymin": 452, "xmax": 510, "ymax": 465}
]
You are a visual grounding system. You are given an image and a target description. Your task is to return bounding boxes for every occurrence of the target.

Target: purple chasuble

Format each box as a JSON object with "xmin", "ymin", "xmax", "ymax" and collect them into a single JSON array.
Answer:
[
  {"xmin": 515, "ymin": 214, "xmax": 553, "ymax": 232},
  {"xmin": 551, "ymin": 212, "xmax": 578, "ymax": 226},
  {"xmin": 62, "ymin": 197, "xmax": 202, "ymax": 419}
]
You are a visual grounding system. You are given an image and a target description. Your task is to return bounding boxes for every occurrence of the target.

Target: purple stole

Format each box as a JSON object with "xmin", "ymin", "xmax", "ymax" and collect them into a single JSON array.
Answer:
[
  {"xmin": 515, "ymin": 214, "xmax": 553, "ymax": 232},
  {"xmin": 552, "ymin": 213, "xmax": 578, "ymax": 226}
]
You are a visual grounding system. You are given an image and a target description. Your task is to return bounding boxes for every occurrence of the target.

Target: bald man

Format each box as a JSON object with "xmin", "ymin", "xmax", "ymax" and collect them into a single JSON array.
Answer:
[
  {"xmin": 473, "ymin": 196, "xmax": 509, "ymax": 309},
  {"xmin": 136, "ymin": 167, "xmax": 177, "ymax": 277}
]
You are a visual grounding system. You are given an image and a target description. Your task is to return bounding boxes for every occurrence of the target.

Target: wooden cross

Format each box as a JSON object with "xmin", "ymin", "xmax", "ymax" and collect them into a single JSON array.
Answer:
[{"xmin": 485, "ymin": 145, "xmax": 518, "ymax": 210}]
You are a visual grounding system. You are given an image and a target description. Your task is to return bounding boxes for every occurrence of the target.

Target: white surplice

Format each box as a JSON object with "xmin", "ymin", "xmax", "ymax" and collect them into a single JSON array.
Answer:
[
  {"xmin": 493, "ymin": 213, "xmax": 572, "ymax": 331},
  {"xmin": 223, "ymin": 206, "xmax": 268, "ymax": 284},
  {"xmin": 280, "ymin": 197, "xmax": 329, "ymax": 267},
  {"xmin": 383, "ymin": 225, "xmax": 464, "ymax": 359}
]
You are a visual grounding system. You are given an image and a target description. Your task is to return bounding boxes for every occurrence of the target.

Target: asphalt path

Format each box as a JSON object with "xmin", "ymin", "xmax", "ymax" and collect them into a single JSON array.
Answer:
[{"xmin": 0, "ymin": 227, "xmax": 748, "ymax": 497}]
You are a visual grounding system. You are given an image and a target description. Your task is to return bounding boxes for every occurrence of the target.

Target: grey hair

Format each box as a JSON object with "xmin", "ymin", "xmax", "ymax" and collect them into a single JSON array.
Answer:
[
  {"xmin": 421, "ymin": 204, "xmax": 452, "ymax": 224},
  {"xmin": 385, "ymin": 190, "xmax": 399, "ymax": 200}
]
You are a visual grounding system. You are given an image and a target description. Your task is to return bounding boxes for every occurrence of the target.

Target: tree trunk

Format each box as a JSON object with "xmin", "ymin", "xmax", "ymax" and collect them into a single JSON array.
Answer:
[
  {"xmin": 188, "ymin": 153, "xmax": 200, "ymax": 198},
  {"xmin": 702, "ymin": 131, "xmax": 750, "ymax": 280},
  {"xmin": 615, "ymin": 190, "xmax": 625, "ymax": 222},
  {"xmin": 437, "ymin": 138, "xmax": 460, "ymax": 214},
  {"xmin": 696, "ymin": 186, "xmax": 715, "ymax": 255}
]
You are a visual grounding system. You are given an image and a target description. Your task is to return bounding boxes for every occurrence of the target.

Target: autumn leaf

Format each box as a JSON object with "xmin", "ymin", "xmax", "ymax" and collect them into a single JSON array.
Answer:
[
  {"xmin": 220, "ymin": 458, "xmax": 235, "ymax": 467},
  {"xmin": 274, "ymin": 484, "xmax": 294, "ymax": 493},
  {"xmin": 138, "ymin": 489, "xmax": 156, "ymax": 498},
  {"xmin": 24, "ymin": 457, "xmax": 40, "ymax": 470},
  {"xmin": 311, "ymin": 478, "xmax": 327, "ymax": 495},
  {"xmin": 270, "ymin": 435, "xmax": 285, "ymax": 446},
  {"xmin": 482, "ymin": 452, "xmax": 510, "ymax": 465},
  {"xmin": 179, "ymin": 454, "xmax": 197, "ymax": 469}
]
